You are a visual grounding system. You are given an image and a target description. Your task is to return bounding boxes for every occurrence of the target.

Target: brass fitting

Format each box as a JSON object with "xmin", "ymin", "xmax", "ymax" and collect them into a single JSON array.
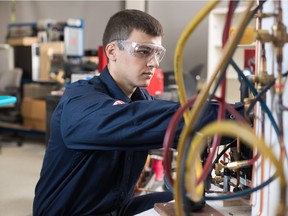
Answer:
[
  {"xmin": 214, "ymin": 163, "xmax": 223, "ymax": 176},
  {"xmin": 253, "ymin": 73, "xmax": 274, "ymax": 91},
  {"xmin": 255, "ymin": 23, "xmax": 288, "ymax": 45},
  {"xmin": 255, "ymin": 29, "xmax": 272, "ymax": 43},
  {"xmin": 272, "ymin": 22, "xmax": 288, "ymax": 47},
  {"xmin": 248, "ymin": 54, "xmax": 274, "ymax": 91},
  {"xmin": 214, "ymin": 176, "xmax": 223, "ymax": 184},
  {"xmin": 254, "ymin": 12, "xmax": 277, "ymax": 19},
  {"xmin": 244, "ymin": 97, "xmax": 253, "ymax": 108},
  {"xmin": 225, "ymin": 160, "xmax": 250, "ymax": 170},
  {"xmin": 244, "ymin": 97, "xmax": 254, "ymax": 123},
  {"xmin": 249, "ymin": 72, "xmax": 274, "ymax": 92}
]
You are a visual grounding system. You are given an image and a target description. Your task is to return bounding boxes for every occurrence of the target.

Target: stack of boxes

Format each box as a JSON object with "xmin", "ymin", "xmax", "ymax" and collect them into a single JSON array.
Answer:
[{"xmin": 21, "ymin": 83, "xmax": 54, "ymax": 132}]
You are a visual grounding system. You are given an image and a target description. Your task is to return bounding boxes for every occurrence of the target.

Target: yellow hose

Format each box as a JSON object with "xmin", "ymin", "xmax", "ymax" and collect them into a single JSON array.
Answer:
[
  {"xmin": 185, "ymin": 121, "xmax": 286, "ymax": 216},
  {"xmin": 174, "ymin": 1, "xmax": 255, "ymax": 216},
  {"xmin": 173, "ymin": 0, "xmax": 220, "ymax": 123},
  {"xmin": 185, "ymin": 148, "xmax": 204, "ymax": 202}
]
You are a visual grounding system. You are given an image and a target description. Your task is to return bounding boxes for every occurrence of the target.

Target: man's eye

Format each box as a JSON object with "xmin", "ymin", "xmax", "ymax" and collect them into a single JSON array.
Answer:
[{"xmin": 135, "ymin": 46, "xmax": 153, "ymax": 56}]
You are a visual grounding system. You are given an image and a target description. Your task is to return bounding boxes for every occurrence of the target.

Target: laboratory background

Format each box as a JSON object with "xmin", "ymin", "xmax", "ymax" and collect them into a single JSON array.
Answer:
[{"xmin": 0, "ymin": 1, "xmax": 287, "ymax": 216}]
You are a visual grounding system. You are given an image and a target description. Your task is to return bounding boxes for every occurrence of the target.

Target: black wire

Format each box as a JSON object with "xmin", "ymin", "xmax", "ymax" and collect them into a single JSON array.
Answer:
[
  {"xmin": 229, "ymin": 58, "xmax": 279, "ymax": 134},
  {"xmin": 206, "ymin": 0, "xmax": 267, "ymax": 106},
  {"xmin": 178, "ymin": 1, "xmax": 268, "ymax": 213},
  {"xmin": 163, "ymin": 175, "xmax": 174, "ymax": 193},
  {"xmin": 246, "ymin": 79, "xmax": 275, "ymax": 116},
  {"xmin": 245, "ymin": 70, "xmax": 288, "ymax": 129},
  {"xmin": 212, "ymin": 139, "xmax": 237, "ymax": 166},
  {"xmin": 205, "ymin": 174, "xmax": 276, "ymax": 201},
  {"xmin": 165, "ymin": 160, "xmax": 278, "ymax": 202}
]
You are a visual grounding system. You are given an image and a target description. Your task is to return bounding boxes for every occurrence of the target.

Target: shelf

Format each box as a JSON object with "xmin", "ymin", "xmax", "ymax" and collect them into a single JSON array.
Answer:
[
  {"xmin": 207, "ymin": 6, "xmax": 256, "ymax": 103},
  {"xmin": 0, "ymin": 121, "xmax": 45, "ymax": 136},
  {"xmin": 213, "ymin": 43, "xmax": 256, "ymax": 48}
]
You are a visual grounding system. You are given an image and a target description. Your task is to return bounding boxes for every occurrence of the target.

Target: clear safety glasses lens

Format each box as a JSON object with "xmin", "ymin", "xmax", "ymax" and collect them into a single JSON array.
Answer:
[{"xmin": 117, "ymin": 40, "xmax": 166, "ymax": 63}]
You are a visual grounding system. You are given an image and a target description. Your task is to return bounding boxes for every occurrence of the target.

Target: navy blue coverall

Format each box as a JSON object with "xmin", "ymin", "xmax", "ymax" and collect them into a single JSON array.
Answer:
[{"xmin": 33, "ymin": 67, "xmax": 235, "ymax": 215}]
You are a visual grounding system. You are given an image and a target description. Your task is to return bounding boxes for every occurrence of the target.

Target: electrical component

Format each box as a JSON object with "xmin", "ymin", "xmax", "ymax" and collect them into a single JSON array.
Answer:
[{"xmin": 162, "ymin": 0, "xmax": 288, "ymax": 215}]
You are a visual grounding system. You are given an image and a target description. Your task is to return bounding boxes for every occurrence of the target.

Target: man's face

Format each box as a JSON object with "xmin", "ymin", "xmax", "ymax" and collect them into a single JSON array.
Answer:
[{"xmin": 107, "ymin": 29, "xmax": 164, "ymax": 95}]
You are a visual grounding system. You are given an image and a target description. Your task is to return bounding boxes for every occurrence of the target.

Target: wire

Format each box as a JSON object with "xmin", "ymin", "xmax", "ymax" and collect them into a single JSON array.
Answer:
[
  {"xmin": 204, "ymin": 0, "xmax": 238, "ymax": 195},
  {"xmin": 172, "ymin": 1, "xmax": 221, "ymax": 214},
  {"xmin": 185, "ymin": 120, "xmax": 286, "ymax": 213},
  {"xmin": 163, "ymin": 97, "xmax": 196, "ymax": 186},
  {"xmin": 228, "ymin": 60, "xmax": 285, "ymax": 213},
  {"xmin": 163, "ymin": 145, "xmax": 277, "ymax": 204},
  {"xmin": 173, "ymin": 0, "xmax": 220, "ymax": 123},
  {"xmin": 246, "ymin": 70, "xmax": 288, "ymax": 119},
  {"xmin": 170, "ymin": 0, "xmax": 284, "ymax": 214},
  {"xmin": 205, "ymin": 174, "xmax": 277, "ymax": 201},
  {"xmin": 212, "ymin": 140, "xmax": 237, "ymax": 166},
  {"xmin": 196, "ymin": 98, "xmax": 246, "ymax": 186},
  {"xmin": 174, "ymin": 2, "xmax": 255, "ymax": 215},
  {"xmin": 176, "ymin": 101, "xmax": 248, "ymax": 215},
  {"xmin": 177, "ymin": 2, "xmax": 276, "ymax": 213},
  {"xmin": 163, "ymin": 174, "xmax": 174, "ymax": 193},
  {"xmin": 222, "ymin": 1, "xmax": 238, "ymax": 47},
  {"xmin": 163, "ymin": 96, "xmax": 245, "ymax": 187},
  {"xmin": 247, "ymin": 80, "xmax": 275, "ymax": 119},
  {"xmin": 229, "ymin": 59, "xmax": 279, "ymax": 135}
]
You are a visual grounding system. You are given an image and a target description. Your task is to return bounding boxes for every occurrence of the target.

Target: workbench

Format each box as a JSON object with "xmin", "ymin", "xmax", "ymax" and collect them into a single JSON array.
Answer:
[{"xmin": 135, "ymin": 199, "xmax": 251, "ymax": 216}]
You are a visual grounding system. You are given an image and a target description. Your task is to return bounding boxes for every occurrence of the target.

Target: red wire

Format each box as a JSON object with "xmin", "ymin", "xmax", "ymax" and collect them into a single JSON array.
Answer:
[
  {"xmin": 163, "ymin": 96, "xmax": 197, "ymax": 185},
  {"xmin": 248, "ymin": 153, "xmax": 260, "ymax": 165},
  {"xmin": 199, "ymin": 0, "xmax": 236, "ymax": 185},
  {"xmin": 162, "ymin": 95, "xmax": 247, "ymax": 187},
  {"xmin": 163, "ymin": 0, "xmax": 246, "ymax": 189},
  {"xmin": 222, "ymin": 0, "xmax": 235, "ymax": 47},
  {"xmin": 195, "ymin": 0, "xmax": 238, "ymax": 185},
  {"xmin": 196, "ymin": 98, "xmax": 247, "ymax": 185}
]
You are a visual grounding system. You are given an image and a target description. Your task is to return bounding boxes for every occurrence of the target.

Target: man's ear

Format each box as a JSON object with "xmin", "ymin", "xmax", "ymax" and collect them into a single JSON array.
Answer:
[{"xmin": 105, "ymin": 43, "xmax": 117, "ymax": 62}]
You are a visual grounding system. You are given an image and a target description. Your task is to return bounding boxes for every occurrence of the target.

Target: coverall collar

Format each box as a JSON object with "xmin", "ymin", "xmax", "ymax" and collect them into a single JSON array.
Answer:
[{"xmin": 99, "ymin": 67, "xmax": 146, "ymax": 103}]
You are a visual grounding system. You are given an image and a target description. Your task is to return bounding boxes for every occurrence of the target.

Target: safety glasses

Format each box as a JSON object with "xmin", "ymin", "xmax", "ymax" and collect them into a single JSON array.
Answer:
[{"xmin": 116, "ymin": 40, "xmax": 166, "ymax": 63}]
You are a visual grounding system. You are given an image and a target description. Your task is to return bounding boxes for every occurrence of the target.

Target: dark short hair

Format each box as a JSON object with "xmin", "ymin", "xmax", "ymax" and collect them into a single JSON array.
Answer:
[{"xmin": 102, "ymin": 9, "xmax": 164, "ymax": 49}]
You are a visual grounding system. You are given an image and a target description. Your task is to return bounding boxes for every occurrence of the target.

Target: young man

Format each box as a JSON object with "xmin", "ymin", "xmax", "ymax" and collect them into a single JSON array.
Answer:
[{"xmin": 33, "ymin": 9, "xmax": 231, "ymax": 215}]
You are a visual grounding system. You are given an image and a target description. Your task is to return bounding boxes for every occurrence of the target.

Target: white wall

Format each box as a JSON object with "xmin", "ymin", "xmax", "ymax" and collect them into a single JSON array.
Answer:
[
  {"xmin": 0, "ymin": 1, "xmax": 226, "ymax": 77},
  {"xmin": 147, "ymin": 1, "xmax": 227, "ymax": 77},
  {"xmin": 0, "ymin": 1, "xmax": 124, "ymax": 53},
  {"xmin": 147, "ymin": 1, "xmax": 208, "ymax": 76}
]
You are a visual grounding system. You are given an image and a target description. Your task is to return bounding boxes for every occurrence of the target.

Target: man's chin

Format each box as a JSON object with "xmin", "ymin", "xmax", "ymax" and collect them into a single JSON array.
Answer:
[{"xmin": 139, "ymin": 81, "xmax": 150, "ymax": 88}]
